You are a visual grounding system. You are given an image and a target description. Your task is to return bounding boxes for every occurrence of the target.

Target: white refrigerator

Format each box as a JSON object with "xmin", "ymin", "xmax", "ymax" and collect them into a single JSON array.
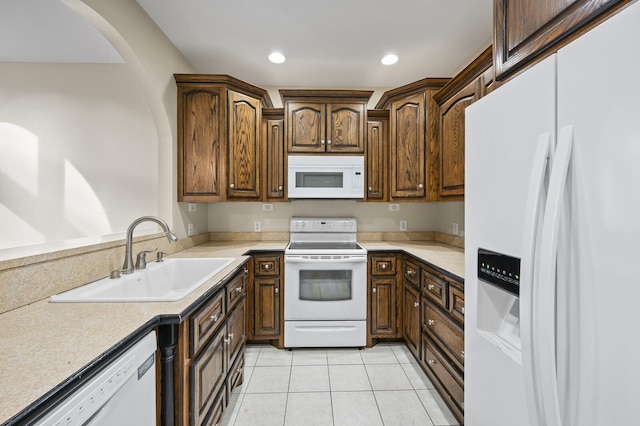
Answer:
[{"xmin": 465, "ymin": 2, "xmax": 640, "ymax": 425}]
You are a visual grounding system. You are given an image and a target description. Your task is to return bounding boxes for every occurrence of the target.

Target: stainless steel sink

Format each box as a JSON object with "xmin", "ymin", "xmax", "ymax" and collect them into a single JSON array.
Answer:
[{"xmin": 50, "ymin": 257, "xmax": 235, "ymax": 302}]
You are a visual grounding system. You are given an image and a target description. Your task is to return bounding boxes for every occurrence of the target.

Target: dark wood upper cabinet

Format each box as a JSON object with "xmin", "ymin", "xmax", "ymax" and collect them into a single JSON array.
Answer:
[
  {"xmin": 262, "ymin": 108, "xmax": 286, "ymax": 201},
  {"xmin": 227, "ymin": 90, "xmax": 261, "ymax": 199},
  {"xmin": 175, "ymin": 74, "xmax": 271, "ymax": 202},
  {"xmin": 433, "ymin": 47, "xmax": 492, "ymax": 200},
  {"xmin": 281, "ymin": 90, "xmax": 372, "ymax": 154},
  {"xmin": 366, "ymin": 110, "xmax": 389, "ymax": 201},
  {"xmin": 494, "ymin": 0, "xmax": 633, "ymax": 80},
  {"xmin": 377, "ymin": 79, "xmax": 447, "ymax": 201}
]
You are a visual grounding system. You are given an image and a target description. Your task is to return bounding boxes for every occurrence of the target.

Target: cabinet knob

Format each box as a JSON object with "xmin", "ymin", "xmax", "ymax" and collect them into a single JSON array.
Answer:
[
  {"xmin": 414, "ymin": 302, "xmax": 419, "ymax": 308},
  {"xmin": 321, "ymin": 140, "xmax": 325, "ymax": 145},
  {"xmin": 380, "ymin": 264, "xmax": 387, "ymax": 269},
  {"xmin": 209, "ymin": 314, "xmax": 219, "ymax": 322},
  {"xmin": 418, "ymin": 183, "xmax": 424, "ymax": 189},
  {"xmin": 263, "ymin": 264, "xmax": 271, "ymax": 270},
  {"xmin": 244, "ymin": 268, "xmax": 248, "ymax": 275},
  {"xmin": 427, "ymin": 284, "xmax": 435, "ymax": 291},
  {"xmin": 461, "ymin": 350, "xmax": 465, "ymax": 359},
  {"xmin": 406, "ymin": 270, "xmax": 414, "ymax": 276},
  {"xmin": 327, "ymin": 140, "xmax": 332, "ymax": 145},
  {"xmin": 278, "ymin": 185, "xmax": 283, "ymax": 191},
  {"xmin": 275, "ymin": 287, "xmax": 279, "ymax": 294},
  {"xmin": 235, "ymin": 286, "xmax": 242, "ymax": 293},
  {"xmin": 460, "ymin": 307, "xmax": 465, "ymax": 315},
  {"xmin": 372, "ymin": 287, "xmax": 377, "ymax": 293},
  {"xmin": 427, "ymin": 319, "xmax": 435, "ymax": 326},
  {"xmin": 224, "ymin": 337, "xmax": 230, "ymax": 344},
  {"xmin": 230, "ymin": 183, "xmax": 235, "ymax": 189},
  {"xmin": 228, "ymin": 333, "xmax": 234, "ymax": 340},
  {"xmin": 368, "ymin": 186, "xmax": 373, "ymax": 191},
  {"xmin": 427, "ymin": 359, "xmax": 435, "ymax": 366}
]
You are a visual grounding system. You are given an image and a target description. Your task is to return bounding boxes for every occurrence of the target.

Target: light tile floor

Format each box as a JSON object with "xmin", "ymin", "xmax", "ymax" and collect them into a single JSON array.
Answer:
[{"xmin": 221, "ymin": 342, "xmax": 459, "ymax": 426}]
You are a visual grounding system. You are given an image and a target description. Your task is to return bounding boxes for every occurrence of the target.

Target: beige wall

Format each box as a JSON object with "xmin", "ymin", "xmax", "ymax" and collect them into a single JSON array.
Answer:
[{"xmin": 208, "ymin": 201, "xmax": 464, "ymax": 234}]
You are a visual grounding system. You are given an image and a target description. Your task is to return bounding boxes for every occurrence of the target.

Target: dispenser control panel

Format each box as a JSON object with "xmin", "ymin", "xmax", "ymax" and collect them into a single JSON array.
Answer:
[{"xmin": 477, "ymin": 248, "xmax": 521, "ymax": 295}]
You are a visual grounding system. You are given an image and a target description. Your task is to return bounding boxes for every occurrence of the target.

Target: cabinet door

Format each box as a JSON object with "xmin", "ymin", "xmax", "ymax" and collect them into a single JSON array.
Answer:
[
  {"xmin": 439, "ymin": 80, "xmax": 476, "ymax": 198},
  {"xmin": 494, "ymin": 0, "xmax": 630, "ymax": 80},
  {"xmin": 326, "ymin": 103, "xmax": 365, "ymax": 153},
  {"xmin": 264, "ymin": 118, "xmax": 285, "ymax": 199},
  {"xmin": 178, "ymin": 86, "xmax": 226, "ymax": 201},
  {"xmin": 366, "ymin": 118, "xmax": 388, "ymax": 200},
  {"xmin": 228, "ymin": 90, "xmax": 261, "ymax": 199},
  {"xmin": 190, "ymin": 326, "xmax": 226, "ymax": 426},
  {"xmin": 390, "ymin": 93, "xmax": 426, "ymax": 199},
  {"xmin": 254, "ymin": 277, "xmax": 281, "ymax": 338},
  {"xmin": 371, "ymin": 277, "xmax": 397, "ymax": 337},
  {"xmin": 403, "ymin": 281, "xmax": 421, "ymax": 359},
  {"xmin": 226, "ymin": 298, "xmax": 246, "ymax": 367},
  {"xmin": 287, "ymin": 102, "xmax": 326, "ymax": 152}
]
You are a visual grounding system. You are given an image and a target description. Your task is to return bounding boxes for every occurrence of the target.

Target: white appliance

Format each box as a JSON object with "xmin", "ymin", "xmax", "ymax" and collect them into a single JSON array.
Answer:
[
  {"xmin": 284, "ymin": 217, "xmax": 367, "ymax": 347},
  {"xmin": 465, "ymin": 3, "xmax": 640, "ymax": 425},
  {"xmin": 35, "ymin": 331, "xmax": 157, "ymax": 425},
  {"xmin": 287, "ymin": 155, "xmax": 364, "ymax": 198}
]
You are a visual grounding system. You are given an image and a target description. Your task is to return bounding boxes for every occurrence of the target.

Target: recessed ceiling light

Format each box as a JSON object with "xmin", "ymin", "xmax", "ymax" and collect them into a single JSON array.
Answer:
[
  {"xmin": 268, "ymin": 52, "xmax": 286, "ymax": 64},
  {"xmin": 381, "ymin": 54, "xmax": 399, "ymax": 65}
]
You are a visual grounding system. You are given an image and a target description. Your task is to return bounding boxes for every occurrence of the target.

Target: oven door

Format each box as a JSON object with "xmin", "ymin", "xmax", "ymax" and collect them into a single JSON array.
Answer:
[{"xmin": 284, "ymin": 255, "xmax": 367, "ymax": 321}]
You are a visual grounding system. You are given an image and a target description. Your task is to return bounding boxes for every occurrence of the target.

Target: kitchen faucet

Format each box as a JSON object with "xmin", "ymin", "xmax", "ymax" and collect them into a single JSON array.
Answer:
[{"xmin": 121, "ymin": 216, "xmax": 178, "ymax": 274}]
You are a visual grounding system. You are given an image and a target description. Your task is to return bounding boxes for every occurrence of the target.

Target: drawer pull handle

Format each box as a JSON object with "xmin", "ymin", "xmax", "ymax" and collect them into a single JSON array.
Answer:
[
  {"xmin": 235, "ymin": 286, "xmax": 243, "ymax": 293},
  {"xmin": 427, "ymin": 359, "xmax": 435, "ymax": 365},
  {"xmin": 263, "ymin": 264, "xmax": 271, "ymax": 270},
  {"xmin": 427, "ymin": 319, "xmax": 435, "ymax": 326},
  {"xmin": 380, "ymin": 264, "xmax": 387, "ymax": 269},
  {"xmin": 275, "ymin": 287, "xmax": 279, "ymax": 294},
  {"xmin": 461, "ymin": 350, "xmax": 465, "ymax": 359},
  {"xmin": 414, "ymin": 302, "xmax": 419, "ymax": 308},
  {"xmin": 228, "ymin": 333, "xmax": 234, "ymax": 340},
  {"xmin": 243, "ymin": 268, "xmax": 248, "ymax": 275},
  {"xmin": 406, "ymin": 270, "xmax": 414, "ymax": 276},
  {"xmin": 427, "ymin": 284, "xmax": 435, "ymax": 291},
  {"xmin": 209, "ymin": 314, "xmax": 219, "ymax": 322},
  {"xmin": 372, "ymin": 287, "xmax": 377, "ymax": 293},
  {"xmin": 460, "ymin": 307, "xmax": 465, "ymax": 315},
  {"xmin": 224, "ymin": 338, "xmax": 230, "ymax": 344}
]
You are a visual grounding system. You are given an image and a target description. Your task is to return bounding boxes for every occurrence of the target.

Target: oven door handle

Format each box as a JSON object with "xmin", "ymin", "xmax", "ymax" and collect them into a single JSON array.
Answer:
[{"xmin": 285, "ymin": 256, "xmax": 367, "ymax": 264}]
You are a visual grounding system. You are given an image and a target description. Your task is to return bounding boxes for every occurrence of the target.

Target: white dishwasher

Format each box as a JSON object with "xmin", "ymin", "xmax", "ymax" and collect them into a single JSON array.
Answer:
[{"xmin": 36, "ymin": 330, "xmax": 157, "ymax": 426}]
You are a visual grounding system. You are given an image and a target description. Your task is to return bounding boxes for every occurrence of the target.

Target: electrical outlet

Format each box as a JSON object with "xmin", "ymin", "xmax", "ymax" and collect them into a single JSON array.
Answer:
[
  {"xmin": 453, "ymin": 223, "xmax": 459, "ymax": 236},
  {"xmin": 400, "ymin": 220, "xmax": 407, "ymax": 231},
  {"xmin": 389, "ymin": 204, "xmax": 400, "ymax": 211},
  {"xmin": 262, "ymin": 203, "xmax": 274, "ymax": 211},
  {"xmin": 254, "ymin": 221, "xmax": 261, "ymax": 232},
  {"xmin": 187, "ymin": 223, "xmax": 194, "ymax": 236},
  {"xmin": 188, "ymin": 203, "xmax": 196, "ymax": 212}
]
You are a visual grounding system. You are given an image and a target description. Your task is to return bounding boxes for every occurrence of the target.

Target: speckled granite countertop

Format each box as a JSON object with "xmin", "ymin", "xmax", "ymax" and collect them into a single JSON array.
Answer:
[{"xmin": 0, "ymin": 239, "xmax": 463, "ymax": 424}]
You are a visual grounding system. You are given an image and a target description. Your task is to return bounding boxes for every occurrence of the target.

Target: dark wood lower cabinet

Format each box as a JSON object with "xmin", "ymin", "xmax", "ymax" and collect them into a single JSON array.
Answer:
[
  {"xmin": 174, "ymin": 265, "xmax": 248, "ymax": 426},
  {"xmin": 254, "ymin": 277, "xmax": 281, "ymax": 337},
  {"xmin": 247, "ymin": 253, "xmax": 284, "ymax": 348},
  {"xmin": 403, "ymin": 281, "xmax": 421, "ymax": 360}
]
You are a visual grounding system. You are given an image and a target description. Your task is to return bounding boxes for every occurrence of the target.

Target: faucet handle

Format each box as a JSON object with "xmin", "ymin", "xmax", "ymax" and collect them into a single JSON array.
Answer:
[
  {"xmin": 135, "ymin": 248, "xmax": 158, "ymax": 270},
  {"xmin": 157, "ymin": 251, "xmax": 165, "ymax": 262}
]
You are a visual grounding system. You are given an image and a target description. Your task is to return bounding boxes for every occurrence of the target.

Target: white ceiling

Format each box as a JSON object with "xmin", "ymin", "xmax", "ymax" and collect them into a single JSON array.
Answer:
[
  {"xmin": 1, "ymin": 0, "xmax": 493, "ymax": 92},
  {"xmin": 137, "ymin": 0, "xmax": 493, "ymax": 90}
]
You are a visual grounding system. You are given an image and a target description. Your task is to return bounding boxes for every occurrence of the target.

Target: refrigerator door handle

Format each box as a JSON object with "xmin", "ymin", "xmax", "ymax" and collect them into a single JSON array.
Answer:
[
  {"xmin": 538, "ymin": 125, "xmax": 574, "ymax": 426},
  {"xmin": 520, "ymin": 132, "xmax": 551, "ymax": 426}
]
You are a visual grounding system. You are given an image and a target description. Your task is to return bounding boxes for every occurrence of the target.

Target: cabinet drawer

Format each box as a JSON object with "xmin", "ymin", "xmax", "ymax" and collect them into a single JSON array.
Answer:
[
  {"xmin": 449, "ymin": 285, "xmax": 465, "ymax": 324},
  {"xmin": 190, "ymin": 326, "xmax": 227, "ymax": 426},
  {"xmin": 422, "ymin": 269, "xmax": 447, "ymax": 310},
  {"xmin": 423, "ymin": 299, "xmax": 464, "ymax": 369},
  {"xmin": 226, "ymin": 270, "xmax": 246, "ymax": 311},
  {"xmin": 371, "ymin": 256, "xmax": 397, "ymax": 275},
  {"xmin": 423, "ymin": 339, "xmax": 464, "ymax": 410},
  {"xmin": 254, "ymin": 255, "xmax": 281, "ymax": 276},
  {"xmin": 403, "ymin": 260, "xmax": 420, "ymax": 288},
  {"xmin": 191, "ymin": 289, "xmax": 226, "ymax": 356}
]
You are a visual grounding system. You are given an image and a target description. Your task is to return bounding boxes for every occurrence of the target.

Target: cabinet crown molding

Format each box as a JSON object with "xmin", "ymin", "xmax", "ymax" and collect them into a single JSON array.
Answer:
[
  {"xmin": 174, "ymin": 74, "xmax": 273, "ymax": 107},
  {"xmin": 375, "ymin": 78, "xmax": 449, "ymax": 109}
]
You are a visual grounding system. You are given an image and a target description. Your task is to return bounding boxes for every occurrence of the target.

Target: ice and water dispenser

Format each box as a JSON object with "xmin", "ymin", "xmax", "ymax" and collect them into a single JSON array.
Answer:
[{"xmin": 477, "ymin": 248, "xmax": 523, "ymax": 363}]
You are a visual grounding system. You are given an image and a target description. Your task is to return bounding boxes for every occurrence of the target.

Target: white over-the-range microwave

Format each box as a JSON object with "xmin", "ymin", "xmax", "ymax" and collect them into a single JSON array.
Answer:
[{"xmin": 287, "ymin": 155, "xmax": 364, "ymax": 199}]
